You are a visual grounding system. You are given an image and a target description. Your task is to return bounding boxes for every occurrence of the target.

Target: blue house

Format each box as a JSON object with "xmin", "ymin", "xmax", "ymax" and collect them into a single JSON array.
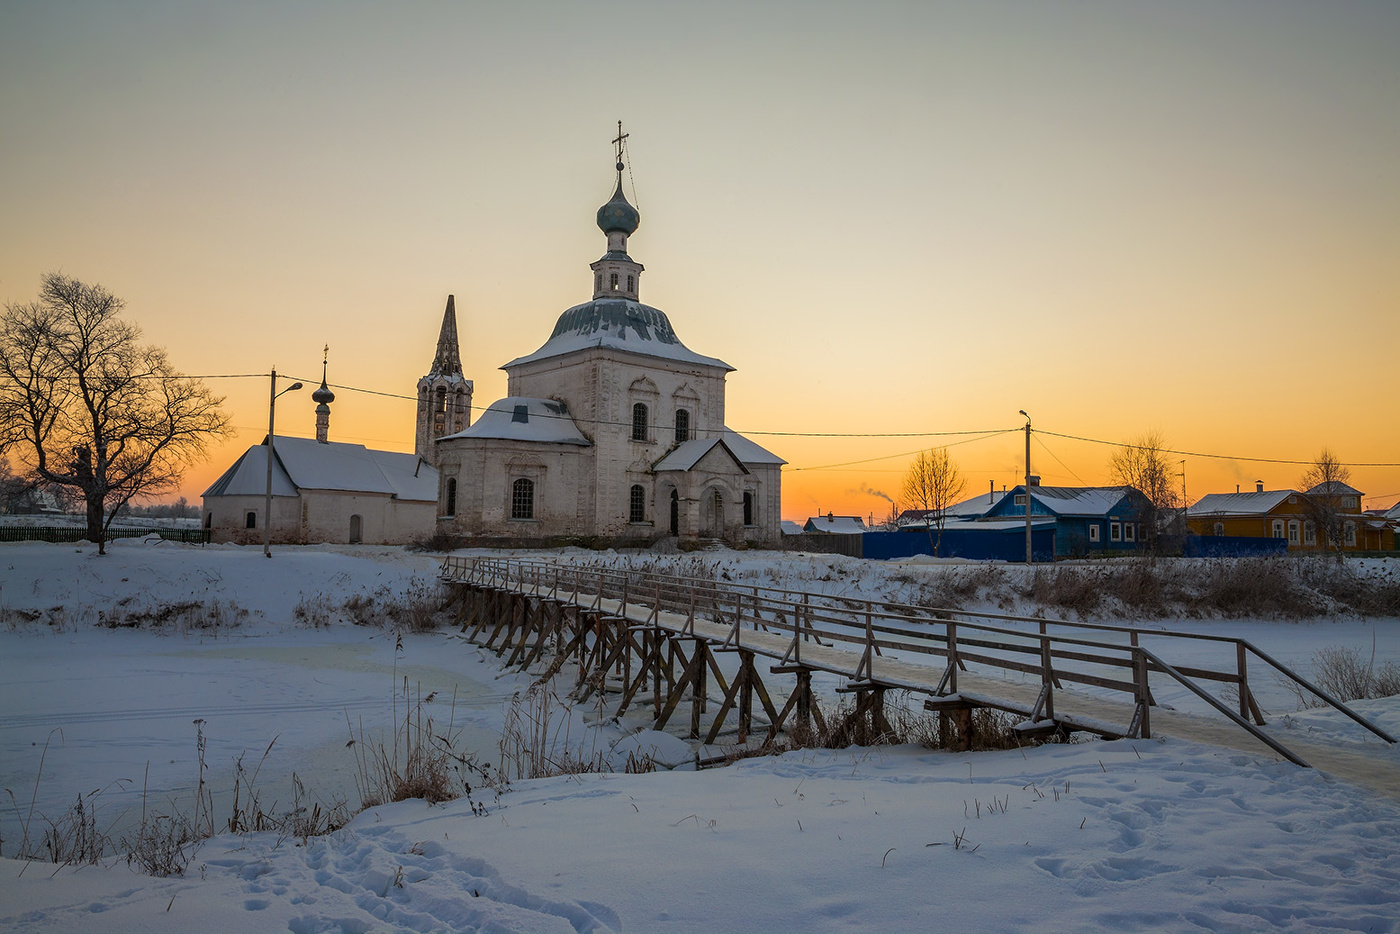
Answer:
[{"xmin": 982, "ymin": 485, "xmax": 1149, "ymax": 558}]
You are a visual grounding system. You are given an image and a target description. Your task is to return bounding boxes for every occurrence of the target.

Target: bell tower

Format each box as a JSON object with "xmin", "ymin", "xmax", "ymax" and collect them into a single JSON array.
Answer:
[{"xmin": 415, "ymin": 294, "xmax": 473, "ymax": 465}]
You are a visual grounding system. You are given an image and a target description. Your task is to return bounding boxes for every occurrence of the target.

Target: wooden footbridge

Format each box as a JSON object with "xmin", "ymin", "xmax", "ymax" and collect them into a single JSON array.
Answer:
[{"xmin": 438, "ymin": 556, "xmax": 1395, "ymax": 773}]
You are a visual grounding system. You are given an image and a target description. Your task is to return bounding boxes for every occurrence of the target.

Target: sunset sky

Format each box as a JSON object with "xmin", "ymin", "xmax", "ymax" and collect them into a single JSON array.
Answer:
[{"xmin": 2, "ymin": 1, "xmax": 1397, "ymax": 521}]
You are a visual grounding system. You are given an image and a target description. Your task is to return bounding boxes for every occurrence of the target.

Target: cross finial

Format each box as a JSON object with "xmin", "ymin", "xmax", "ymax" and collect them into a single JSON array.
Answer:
[
  {"xmin": 322, "ymin": 343, "xmax": 329, "ymax": 364},
  {"xmin": 612, "ymin": 120, "xmax": 628, "ymax": 172}
]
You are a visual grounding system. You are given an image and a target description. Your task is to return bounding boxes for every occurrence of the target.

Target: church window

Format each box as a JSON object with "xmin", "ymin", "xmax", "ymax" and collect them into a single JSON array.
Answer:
[
  {"xmin": 204, "ymin": 513, "xmax": 212, "ymax": 529},
  {"xmin": 435, "ymin": 386, "xmax": 446, "ymax": 414},
  {"xmin": 610, "ymin": 273, "xmax": 619, "ymax": 291},
  {"xmin": 626, "ymin": 274, "xmax": 634, "ymax": 292},
  {"xmin": 629, "ymin": 484, "xmax": 646, "ymax": 523},
  {"xmin": 595, "ymin": 274, "xmax": 602, "ymax": 292},
  {"xmin": 743, "ymin": 492, "xmax": 754, "ymax": 526},
  {"xmin": 675, "ymin": 409, "xmax": 690, "ymax": 443},
  {"xmin": 511, "ymin": 478, "xmax": 535, "ymax": 520},
  {"xmin": 245, "ymin": 511, "xmax": 257, "ymax": 530},
  {"xmin": 446, "ymin": 478, "xmax": 457, "ymax": 517},
  {"xmin": 631, "ymin": 403, "xmax": 648, "ymax": 441}
]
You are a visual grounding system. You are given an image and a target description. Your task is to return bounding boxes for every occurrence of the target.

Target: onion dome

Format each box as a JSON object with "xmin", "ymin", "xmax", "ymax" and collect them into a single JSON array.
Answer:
[
  {"xmin": 312, "ymin": 366, "xmax": 335, "ymax": 407},
  {"xmin": 596, "ymin": 175, "xmax": 640, "ymax": 236}
]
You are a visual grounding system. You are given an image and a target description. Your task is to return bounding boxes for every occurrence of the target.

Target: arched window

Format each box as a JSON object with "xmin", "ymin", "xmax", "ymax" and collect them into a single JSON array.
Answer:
[
  {"xmin": 349, "ymin": 514, "xmax": 362, "ymax": 544},
  {"xmin": 670, "ymin": 489, "xmax": 679, "ymax": 536},
  {"xmin": 445, "ymin": 477, "xmax": 457, "ymax": 517},
  {"xmin": 629, "ymin": 484, "xmax": 646, "ymax": 523},
  {"xmin": 595, "ymin": 274, "xmax": 602, "ymax": 292},
  {"xmin": 626, "ymin": 274, "xmax": 634, "ymax": 292},
  {"xmin": 434, "ymin": 386, "xmax": 446, "ymax": 414},
  {"xmin": 245, "ymin": 511, "xmax": 257, "ymax": 529},
  {"xmin": 674, "ymin": 408, "xmax": 690, "ymax": 444},
  {"xmin": 631, "ymin": 403, "xmax": 648, "ymax": 442},
  {"xmin": 743, "ymin": 491, "xmax": 754, "ymax": 526},
  {"xmin": 610, "ymin": 272, "xmax": 619, "ymax": 291},
  {"xmin": 511, "ymin": 478, "xmax": 535, "ymax": 520}
]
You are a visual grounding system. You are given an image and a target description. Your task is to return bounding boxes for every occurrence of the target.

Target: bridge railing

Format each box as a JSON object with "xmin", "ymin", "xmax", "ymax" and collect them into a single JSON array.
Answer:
[{"xmin": 438, "ymin": 555, "xmax": 1395, "ymax": 756}]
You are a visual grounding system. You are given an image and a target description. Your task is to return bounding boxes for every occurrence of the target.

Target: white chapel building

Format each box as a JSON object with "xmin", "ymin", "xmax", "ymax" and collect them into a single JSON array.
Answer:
[
  {"xmin": 201, "ymin": 363, "xmax": 439, "ymax": 545},
  {"xmin": 431, "ymin": 155, "xmax": 784, "ymax": 546}
]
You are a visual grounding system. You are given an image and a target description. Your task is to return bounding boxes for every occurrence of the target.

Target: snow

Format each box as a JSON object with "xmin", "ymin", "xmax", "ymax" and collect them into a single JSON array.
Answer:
[
  {"xmin": 504, "ymin": 298, "xmax": 733, "ymax": 371},
  {"xmin": 2, "ymin": 542, "xmax": 1399, "ymax": 932},
  {"xmin": 1190, "ymin": 490, "xmax": 1295, "ymax": 517},
  {"xmin": 204, "ymin": 437, "xmax": 438, "ymax": 502},
  {"xmin": 441, "ymin": 397, "xmax": 592, "ymax": 446}
]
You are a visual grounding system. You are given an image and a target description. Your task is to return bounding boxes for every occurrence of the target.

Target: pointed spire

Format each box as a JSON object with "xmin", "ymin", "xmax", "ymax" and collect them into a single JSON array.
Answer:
[{"xmin": 429, "ymin": 295, "xmax": 463, "ymax": 378}]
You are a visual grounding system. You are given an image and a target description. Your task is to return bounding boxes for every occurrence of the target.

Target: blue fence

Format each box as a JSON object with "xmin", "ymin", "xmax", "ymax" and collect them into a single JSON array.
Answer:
[
  {"xmin": 1183, "ymin": 535, "xmax": 1288, "ymax": 558},
  {"xmin": 862, "ymin": 527, "xmax": 1057, "ymax": 562}
]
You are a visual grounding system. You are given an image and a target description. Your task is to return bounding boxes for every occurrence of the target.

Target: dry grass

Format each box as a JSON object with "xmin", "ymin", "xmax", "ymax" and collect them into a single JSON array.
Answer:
[
  {"xmin": 1285, "ymin": 643, "xmax": 1400, "ymax": 708},
  {"xmin": 346, "ymin": 683, "xmax": 504, "ymax": 814}
]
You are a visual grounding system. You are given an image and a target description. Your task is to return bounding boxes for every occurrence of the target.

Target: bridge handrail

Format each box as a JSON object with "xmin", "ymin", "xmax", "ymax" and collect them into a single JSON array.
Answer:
[{"xmin": 438, "ymin": 555, "xmax": 1395, "ymax": 747}]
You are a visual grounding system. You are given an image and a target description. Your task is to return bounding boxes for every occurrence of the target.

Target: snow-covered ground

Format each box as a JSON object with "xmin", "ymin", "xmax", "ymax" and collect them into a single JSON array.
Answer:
[{"xmin": 2, "ymin": 541, "xmax": 1398, "ymax": 933}]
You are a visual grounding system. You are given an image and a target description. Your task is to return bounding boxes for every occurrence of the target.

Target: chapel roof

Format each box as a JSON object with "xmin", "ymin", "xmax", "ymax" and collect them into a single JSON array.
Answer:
[{"xmin": 202, "ymin": 437, "xmax": 437, "ymax": 502}]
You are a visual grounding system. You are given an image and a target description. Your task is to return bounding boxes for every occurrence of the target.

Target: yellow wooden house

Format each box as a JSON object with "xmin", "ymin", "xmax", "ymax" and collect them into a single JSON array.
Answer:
[{"xmin": 1188, "ymin": 481, "xmax": 1394, "ymax": 552}]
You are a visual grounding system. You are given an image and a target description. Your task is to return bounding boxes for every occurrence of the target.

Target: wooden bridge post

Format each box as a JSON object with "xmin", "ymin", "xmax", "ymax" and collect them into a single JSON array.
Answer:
[
  {"xmin": 1133, "ymin": 646, "xmax": 1152, "ymax": 738},
  {"xmin": 1236, "ymin": 642, "xmax": 1265, "ymax": 725}
]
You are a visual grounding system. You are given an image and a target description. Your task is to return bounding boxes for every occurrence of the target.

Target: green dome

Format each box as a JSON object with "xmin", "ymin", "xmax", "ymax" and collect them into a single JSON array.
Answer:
[{"xmin": 596, "ymin": 179, "xmax": 640, "ymax": 235}]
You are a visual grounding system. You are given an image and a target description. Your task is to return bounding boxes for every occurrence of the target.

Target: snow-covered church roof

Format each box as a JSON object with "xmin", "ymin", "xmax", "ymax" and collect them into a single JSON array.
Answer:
[
  {"xmin": 503, "ymin": 298, "xmax": 732, "ymax": 371},
  {"xmin": 440, "ymin": 397, "xmax": 591, "ymax": 446},
  {"xmin": 203, "ymin": 437, "xmax": 438, "ymax": 502}
]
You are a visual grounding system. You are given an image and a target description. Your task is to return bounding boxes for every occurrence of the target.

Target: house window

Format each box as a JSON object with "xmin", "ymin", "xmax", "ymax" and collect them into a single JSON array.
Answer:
[
  {"xmin": 1288, "ymin": 520, "xmax": 1299, "ymax": 545},
  {"xmin": 1124, "ymin": 523, "xmax": 1135, "ymax": 543},
  {"xmin": 743, "ymin": 491, "xmax": 754, "ymax": 526},
  {"xmin": 245, "ymin": 511, "xmax": 257, "ymax": 530},
  {"xmin": 1304, "ymin": 521, "xmax": 1316, "ymax": 545},
  {"xmin": 674, "ymin": 408, "xmax": 690, "ymax": 443},
  {"xmin": 1343, "ymin": 496, "xmax": 1357, "ymax": 509},
  {"xmin": 445, "ymin": 477, "xmax": 457, "ymax": 517},
  {"xmin": 1110, "ymin": 522, "xmax": 1121, "ymax": 542},
  {"xmin": 511, "ymin": 478, "xmax": 535, "ymax": 520},
  {"xmin": 610, "ymin": 272, "xmax": 619, "ymax": 291},
  {"xmin": 631, "ymin": 403, "xmax": 648, "ymax": 442},
  {"xmin": 1272, "ymin": 519, "xmax": 1285, "ymax": 539},
  {"xmin": 1214, "ymin": 522, "xmax": 1225, "ymax": 537},
  {"xmin": 1089, "ymin": 524, "xmax": 1100, "ymax": 543},
  {"xmin": 629, "ymin": 484, "xmax": 646, "ymax": 523},
  {"xmin": 1288, "ymin": 495, "xmax": 1297, "ymax": 504},
  {"xmin": 1345, "ymin": 521, "xmax": 1356, "ymax": 547},
  {"xmin": 1014, "ymin": 494, "xmax": 1027, "ymax": 506}
]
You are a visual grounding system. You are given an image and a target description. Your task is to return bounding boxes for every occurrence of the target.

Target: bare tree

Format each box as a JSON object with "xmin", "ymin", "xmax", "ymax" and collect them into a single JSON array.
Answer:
[
  {"xmin": 1300, "ymin": 448, "xmax": 1353, "ymax": 555},
  {"xmin": 901, "ymin": 447, "xmax": 966, "ymax": 557},
  {"xmin": 1108, "ymin": 430, "xmax": 1180, "ymax": 555},
  {"xmin": 0, "ymin": 274, "xmax": 229, "ymax": 553}
]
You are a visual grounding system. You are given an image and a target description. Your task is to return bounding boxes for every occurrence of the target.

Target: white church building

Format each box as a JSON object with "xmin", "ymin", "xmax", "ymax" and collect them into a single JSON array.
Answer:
[{"xmin": 430, "ymin": 152, "xmax": 784, "ymax": 546}]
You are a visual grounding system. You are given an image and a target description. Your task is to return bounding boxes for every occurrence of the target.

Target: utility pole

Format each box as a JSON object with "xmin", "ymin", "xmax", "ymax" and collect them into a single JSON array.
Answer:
[
  {"xmin": 1020, "ymin": 410, "xmax": 1032, "ymax": 564},
  {"xmin": 264, "ymin": 369, "xmax": 303, "ymax": 558}
]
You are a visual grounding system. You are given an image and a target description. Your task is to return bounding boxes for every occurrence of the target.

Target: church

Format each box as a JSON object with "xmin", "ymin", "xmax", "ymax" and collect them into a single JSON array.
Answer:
[{"xmin": 425, "ymin": 146, "xmax": 784, "ymax": 546}]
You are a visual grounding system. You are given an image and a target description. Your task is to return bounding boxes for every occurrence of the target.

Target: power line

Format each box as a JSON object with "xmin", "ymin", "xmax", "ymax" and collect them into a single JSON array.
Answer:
[{"xmin": 186, "ymin": 372, "xmax": 1400, "ymax": 469}]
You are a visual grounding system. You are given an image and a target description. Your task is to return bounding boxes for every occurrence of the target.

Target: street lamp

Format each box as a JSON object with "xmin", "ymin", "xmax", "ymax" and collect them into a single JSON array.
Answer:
[
  {"xmin": 1019, "ymin": 410, "xmax": 1032, "ymax": 564},
  {"xmin": 264, "ymin": 369, "xmax": 303, "ymax": 557}
]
